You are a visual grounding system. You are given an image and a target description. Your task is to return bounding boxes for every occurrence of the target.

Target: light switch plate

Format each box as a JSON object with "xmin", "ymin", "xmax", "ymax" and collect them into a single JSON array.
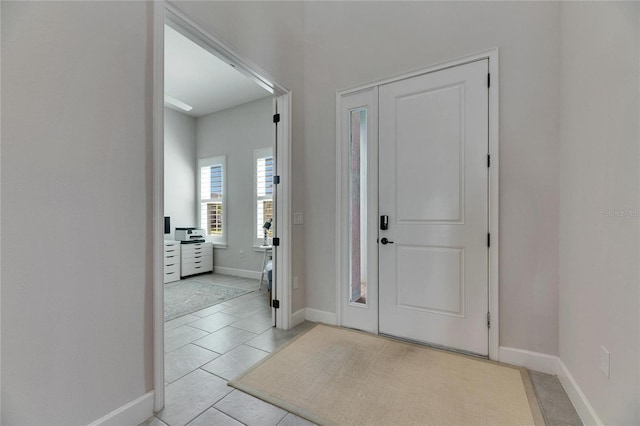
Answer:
[{"xmin": 294, "ymin": 212, "xmax": 304, "ymax": 225}]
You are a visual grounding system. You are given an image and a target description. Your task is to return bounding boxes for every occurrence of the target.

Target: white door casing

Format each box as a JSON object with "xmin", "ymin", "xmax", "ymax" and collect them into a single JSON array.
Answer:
[
  {"xmin": 153, "ymin": 1, "xmax": 294, "ymax": 412},
  {"xmin": 378, "ymin": 59, "xmax": 489, "ymax": 356}
]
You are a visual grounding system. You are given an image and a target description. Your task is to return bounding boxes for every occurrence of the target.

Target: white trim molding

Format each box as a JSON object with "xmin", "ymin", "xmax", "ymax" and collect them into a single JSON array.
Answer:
[
  {"xmin": 0, "ymin": 3, "xmax": 3, "ymax": 422},
  {"xmin": 164, "ymin": 3, "xmax": 288, "ymax": 97},
  {"xmin": 487, "ymin": 48, "xmax": 500, "ymax": 361},
  {"xmin": 213, "ymin": 266, "xmax": 261, "ymax": 280},
  {"xmin": 87, "ymin": 391, "xmax": 154, "ymax": 426},
  {"xmin": 556, "ymin": 360, "xmax": 604, "ymax": 426},
  {"xmin": 305, "ymin": 308, "xmax": 337, "ymax": 325},
  {"xmin": 498, "ymin": 346, "xmax": 559, "ymax": 375},
  {"xmin": 291, "ymin": 308, "xmax": 306, "ymax": 328},
  {"xmin": 151, "ymin": 0, "xmax": 165, "ymax": 413},
  {"xmin": 274, "ymin": 93, "xmax": 292, "ymax": 331},
  {"xmin": 498, "ymin": 346, "xmax": 603, "ymax": 426}
]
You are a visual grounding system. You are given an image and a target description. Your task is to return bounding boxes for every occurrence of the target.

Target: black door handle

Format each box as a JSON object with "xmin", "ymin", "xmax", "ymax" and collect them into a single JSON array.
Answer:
[{"xmin": 380, "ymin": 237, "xmax": 394, "ymax": 245}]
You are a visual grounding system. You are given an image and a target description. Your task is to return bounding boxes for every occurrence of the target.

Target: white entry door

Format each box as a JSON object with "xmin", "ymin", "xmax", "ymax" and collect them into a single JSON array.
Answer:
[{"xmin": 378, "ymin": 59, "xmax": 489, "ymax": 356}]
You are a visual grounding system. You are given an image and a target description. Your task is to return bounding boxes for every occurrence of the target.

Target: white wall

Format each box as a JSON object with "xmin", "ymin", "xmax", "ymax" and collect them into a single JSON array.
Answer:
[
  {"xmin": 559, "ymin": 2, "xmax": 640, "ymax": 424},
  {"xmin": 172, "ymin": 1, "xmax": 307, "ymax": 313},
  {"xmin": 196, "ymin": 97, "xmax": 273, "ymax": 273},
  {"xmin": 4, "ymin": 2, "xmax": 637, "ymax": 423},
  {"xmin": 164, "ymin": 108, "xmax": 196, "ymax": 236},
  {"xmin": 1, "ymin": 2, "xmax": 152, "ymax": 424},
  {"xmin": 304, "ymin": 1, "xmax": 562, "ymax": 355}
]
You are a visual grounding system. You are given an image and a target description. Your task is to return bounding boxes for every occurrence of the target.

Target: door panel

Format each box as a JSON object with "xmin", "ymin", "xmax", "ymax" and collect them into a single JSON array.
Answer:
[
  {"xmin": 396, "ymin": 245, "xmax": 464, "ymax": 316},
  {"xmin": 396, "ymin": 83, "xmax": 464, "ymax": 223},
  {"xmin": 379, "ymin": 59, "xmax": 489, "ymax": 355}
]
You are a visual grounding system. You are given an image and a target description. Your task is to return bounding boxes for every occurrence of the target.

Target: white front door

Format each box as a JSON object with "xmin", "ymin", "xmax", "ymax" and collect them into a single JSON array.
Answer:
[{"xmin": 378, "ymin": 59, "xmax": 489, "ymax": 355}]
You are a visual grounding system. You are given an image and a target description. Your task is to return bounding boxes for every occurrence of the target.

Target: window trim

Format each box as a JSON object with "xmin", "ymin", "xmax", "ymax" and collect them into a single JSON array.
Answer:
[
  {"xmin": 254, "ymin": 147, "xmax": 274, "ymax": 247},
  {"xmin": 198, "ymin": 155, "xmax": 227, "ymax": 245}
]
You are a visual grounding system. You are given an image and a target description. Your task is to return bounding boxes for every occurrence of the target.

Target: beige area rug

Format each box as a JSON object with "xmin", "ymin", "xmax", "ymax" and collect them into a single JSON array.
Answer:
[{"xmin": 230, "ymin": 324, "xmax": 544, "ymax": 426}]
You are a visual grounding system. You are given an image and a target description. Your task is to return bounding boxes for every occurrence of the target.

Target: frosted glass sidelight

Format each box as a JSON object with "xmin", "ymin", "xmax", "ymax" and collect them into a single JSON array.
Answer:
[{"xmin": 349, "ymin": 109, "xmax": 368, "ymax": 304}]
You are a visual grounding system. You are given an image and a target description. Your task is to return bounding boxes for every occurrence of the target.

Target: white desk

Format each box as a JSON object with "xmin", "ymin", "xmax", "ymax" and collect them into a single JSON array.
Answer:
[{"xmin": 258, "ymin": 245, "xmax": 273, "ymax": 291}]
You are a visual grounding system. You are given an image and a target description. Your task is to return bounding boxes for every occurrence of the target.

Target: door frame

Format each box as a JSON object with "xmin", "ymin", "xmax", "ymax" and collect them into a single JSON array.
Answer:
[
  {"xmin": 335, "ymin": 48, "xmax": 499, "ymax": 360},
  {"xmin": 152, "ymin": 1, "xmax": 293, "ymax": 411}
]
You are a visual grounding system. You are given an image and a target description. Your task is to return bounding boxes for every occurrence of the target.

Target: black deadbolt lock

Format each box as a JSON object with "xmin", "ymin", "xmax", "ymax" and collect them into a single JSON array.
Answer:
[{"xmin": 380, "ymin": 215, "xmax": 389, "ymax": 230}]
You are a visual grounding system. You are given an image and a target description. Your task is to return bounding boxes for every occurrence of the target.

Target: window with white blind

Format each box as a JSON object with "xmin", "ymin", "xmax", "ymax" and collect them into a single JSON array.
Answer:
[
  {"xmin": 198, "ymin": 155, "xmax": 226, "ymax": 245},
  {"xmin": 254, "ymin": 147, "xmax": 274, "ymax": 246}
]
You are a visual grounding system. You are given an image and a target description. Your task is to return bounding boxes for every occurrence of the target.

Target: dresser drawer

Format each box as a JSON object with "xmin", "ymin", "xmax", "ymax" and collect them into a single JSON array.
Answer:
[
  {"xmin": 165, "ymin": 261, "xmax": 180, "ymax": 274},
  {"xmin": 181, "ymin": 242, "xmax": 211, "ymax": 253},
  {"xmin": 164, "ymin": 262, "xmax": 180, "ymax": 283},
  {"xmin": 181, "ymin": 263, "xmax": 212, "ymax": 277},
  {"xmin": 182, "ymin": 248, "xmax": 213, "ymax": 260},
  {"xmin": 181, "ymin": 243, "xmax": 213, "ymax": 259},
  {"xmin": 164, "ymin": 270, "xmax": 180, "ymax": 283},
  {"xmin": 181, "ymin": 242, "xmax": 206, "ymax": 251},
  {"xmin": 164, "ymin": 241, "xmax": 180, "ymax": 256},
  {"xmin": 183, "ymin": 254, "xmax": 213, "ymax": 269},
  {"xmin": 164, "ymin": 254, "xmax": 179, "ymax": 267},
  {"xmin": 181, "ymin": 255, "xmax": 213, "ymax": 277},
  {"xmin": 164, "ymin": 247, "xmax": 180, "ymax": 257}
]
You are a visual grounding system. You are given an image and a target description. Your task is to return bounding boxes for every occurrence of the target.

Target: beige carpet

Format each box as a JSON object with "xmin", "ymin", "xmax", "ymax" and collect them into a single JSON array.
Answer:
[{"xmin": 230, "ymin": 324, "xmax": 544, "ymax": 426}]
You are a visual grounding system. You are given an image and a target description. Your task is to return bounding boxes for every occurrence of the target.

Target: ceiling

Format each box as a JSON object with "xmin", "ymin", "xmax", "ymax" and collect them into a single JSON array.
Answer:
[{"xmin": 164, "ymin": 25, "xmax": 272, "ymax": 118}]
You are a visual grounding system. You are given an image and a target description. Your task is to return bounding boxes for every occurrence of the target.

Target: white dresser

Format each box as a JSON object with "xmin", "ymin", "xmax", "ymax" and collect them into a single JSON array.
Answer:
[
  {"xmin": 181, "ymin": 242, "xmax": 213, "ymax": 277},
  {"xmin": 163, "ymin": 240, "xmax": 180, "ymax": 284}
]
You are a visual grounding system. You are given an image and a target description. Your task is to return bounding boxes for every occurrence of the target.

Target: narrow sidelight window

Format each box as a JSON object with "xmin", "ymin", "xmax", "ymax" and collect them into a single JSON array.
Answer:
[{"xmin": 349, "ymin": 109, "xmax": 367, "ymax": 304}]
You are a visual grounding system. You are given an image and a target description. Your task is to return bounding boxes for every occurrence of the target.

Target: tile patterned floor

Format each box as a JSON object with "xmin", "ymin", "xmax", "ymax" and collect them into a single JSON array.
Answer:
[
  {"xmin": 140, "ymin": 273, "xmax": 316, "ymax": 426},
  {"xmin": 141, "ymin": 273, "xmax": 580, "ymax": 426}
]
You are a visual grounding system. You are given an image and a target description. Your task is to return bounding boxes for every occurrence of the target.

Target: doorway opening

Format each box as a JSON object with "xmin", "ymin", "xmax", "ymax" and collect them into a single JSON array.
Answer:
[{"xmin": 152, "ymin": 2, "xmax": 293, "ymax": 412}]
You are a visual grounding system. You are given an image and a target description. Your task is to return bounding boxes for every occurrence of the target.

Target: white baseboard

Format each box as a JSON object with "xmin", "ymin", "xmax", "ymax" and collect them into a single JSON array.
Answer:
[
  {"xmin": 498, "ymin": 346, "xmax": 603, "ymax": 425},
  {"xmin": 291, "ymin": 308, "xmax": 306, "ymax": 327},
  {"xmin": 556, "ymin": 360, "xmax": 603, "ymax": 426},
  {"xmin": 88, "ymin": 391, "xmax": 154, "ymax": 426},
  {"xmin": 498, "ymin": 346, "xmax": 559, "ymax": 375},
  {"xmin": 304, "ymin": 308, "xmax": 337, "ymax": 325},
  {"xmin": 214, "ymin": 266, "xmax": 261, "ymax": 280}
]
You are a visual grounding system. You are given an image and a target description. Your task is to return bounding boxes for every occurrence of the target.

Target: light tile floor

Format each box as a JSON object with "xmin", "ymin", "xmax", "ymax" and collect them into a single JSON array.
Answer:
[
  {"xmin": 141, "ymin": 273, "xmax": 316, "ymax": 426},
  {"xmin": 141, "ymin": 273, "xmax": 580, "ymax": 426}
]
